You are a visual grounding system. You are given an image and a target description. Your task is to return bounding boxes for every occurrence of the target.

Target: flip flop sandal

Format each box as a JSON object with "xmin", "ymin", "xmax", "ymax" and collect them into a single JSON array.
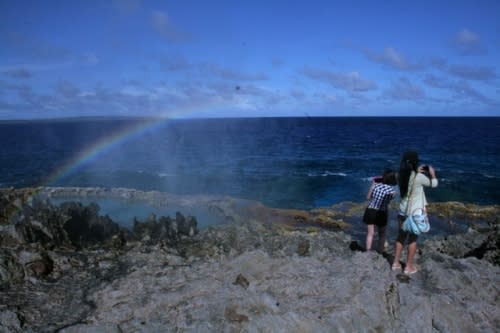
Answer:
[
  {"xmin": 404, "ymin": 268, "xmax": 418, "ymax": 275},
  {"xmin": 391, "ymin": 264, "xmax": 402, "ymax": 271}
]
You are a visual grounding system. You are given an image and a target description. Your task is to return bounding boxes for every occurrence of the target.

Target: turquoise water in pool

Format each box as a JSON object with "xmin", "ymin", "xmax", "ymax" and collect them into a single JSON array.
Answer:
[{"xmin": 50, "ymin": 196, "xmax": 223, "ymax": 229}]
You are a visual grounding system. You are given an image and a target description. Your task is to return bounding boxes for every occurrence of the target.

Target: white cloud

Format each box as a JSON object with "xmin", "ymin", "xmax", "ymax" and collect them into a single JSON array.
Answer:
[
  {"xmin": 1, "ymin": 68, "xmax": 33, "ymax": 79},
  {"xmin": 208, "ymin": 64, "xmax": 269, "ymax": 81},
  {"xmin": 56, "ymin": 80, "xmax": 80, "ymax": 99},
  {"xmin": 431, "ymin": 58, "xmax": 497, "ymax": 81},
  {"xmin": 313, "ymin": 92, "xmax": 338, "ymax": 104},
  {"xmin": 113, "ymin": 0, "xmax": 142, "ymax": 14},
  {"xmin": 2, "ymin": 31, "xmax": 69, "ymax": 61},
  {"xmin": 290, "ymin": 89, "xmax": 305, "ymax": 100},
  {"xmin": 81, "ymin": 53, "xmax": 100, "ymax": 66},
  {"xmin": 271, "ymin": 58, "xmax": 285, "ymax": 68},
  {"xmin": 384, "ymin": 77, "xmax": 424, "ymax": 101},
  {"xmin": 151, "ymin": 10, "xmax": 187, "ymax": 41},
  {"xmin": 303, "ymin": 66, "xmax": 377, "ymax": 92},
  {"xmin": 451, "ymin": 29, "xmax": 486, "ymax": 55},
  {"xmin": 423, "ymin": 74, "xmax": 492, "ymax": 105},
  {"xmin": 160, "ymin": 54, "xmax": 191, "ymax": 71},
  {"xmin": 364, "ymin": 47, "xmax": 422, "ymax": 71},
  {"xmin": 446, "ymin": 64, "xmax": 496, "ymax": 81}
]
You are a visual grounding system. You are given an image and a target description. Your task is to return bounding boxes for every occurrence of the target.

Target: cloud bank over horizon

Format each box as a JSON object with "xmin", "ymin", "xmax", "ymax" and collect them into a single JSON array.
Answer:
[{"xmin": 0, "ymin": 0, "xmax": 499, "ymax": 119}]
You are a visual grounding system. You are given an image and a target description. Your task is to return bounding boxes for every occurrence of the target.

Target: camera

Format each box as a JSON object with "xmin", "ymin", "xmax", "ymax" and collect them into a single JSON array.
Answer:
[
  {"xmin": 421, "ymin": 165, "xmax": 431, "ymax": 178},
  {"xmin": 373, "ymin": 176, "xmax": 383, "ymax": 183}
]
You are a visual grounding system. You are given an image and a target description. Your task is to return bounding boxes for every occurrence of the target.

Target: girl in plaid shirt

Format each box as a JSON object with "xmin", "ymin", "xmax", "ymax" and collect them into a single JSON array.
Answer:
[{"xmin": 363, "ymin": 169, "xmax": 397, "ymax": 252}]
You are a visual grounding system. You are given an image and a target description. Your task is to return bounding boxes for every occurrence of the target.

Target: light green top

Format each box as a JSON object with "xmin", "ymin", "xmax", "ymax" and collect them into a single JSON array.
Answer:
[{"xmin": 399, "ymin": 171, "xmax": 438, "ymax": 215}]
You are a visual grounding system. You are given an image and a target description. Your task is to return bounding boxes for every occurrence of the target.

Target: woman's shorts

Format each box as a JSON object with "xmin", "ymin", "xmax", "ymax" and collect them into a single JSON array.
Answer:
[{"xmin": 363, "ymin": 208, "xmax": 388, "ymax": 227}]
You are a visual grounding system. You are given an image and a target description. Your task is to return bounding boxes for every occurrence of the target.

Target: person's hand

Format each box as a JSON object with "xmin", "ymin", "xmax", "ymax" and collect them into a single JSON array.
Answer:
[
  {"xmin": 418, "ymin": 165, "xmax": 436, "ymax": 178},
  {"xmin": 419, "ymin": 165, "xmax": 436, "ymax": 178},
  {"xmin": 428, "ymin": 165, "xmax": 436, "ymax": 178}
]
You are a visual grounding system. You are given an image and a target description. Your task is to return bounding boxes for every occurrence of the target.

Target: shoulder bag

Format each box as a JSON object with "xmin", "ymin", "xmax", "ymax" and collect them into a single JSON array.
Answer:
[{"xmin": 402, "ymin": 174, "xmax": 430, "ymax": 235}]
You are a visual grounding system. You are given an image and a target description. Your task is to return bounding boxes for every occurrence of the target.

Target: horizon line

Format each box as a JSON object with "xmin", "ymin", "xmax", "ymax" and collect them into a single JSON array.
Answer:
[{"xmin": 1, "ymin": 114, "xmax": 499, "ymax": 123}]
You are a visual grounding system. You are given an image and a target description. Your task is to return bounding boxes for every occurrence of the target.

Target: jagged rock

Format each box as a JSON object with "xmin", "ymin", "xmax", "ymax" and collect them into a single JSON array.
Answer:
[
  {"xmin": 0, "ymin": 191, "xmax": 200, "ymax": 289},
  {"xmin": 0, "ymin": 187, "xmax": 499, "ymax": 332},
  {"xmin": 423, "ymin": 223, "xmax": 499, "ymax": 266},
  {"xmin": 132, "ymin": 211, "xmax": 198, "ymax": 245},
  {"xmin": 11, "ymin": 198, "xmax": 72, "ymax": 248},
  {"xmin": 59, "ymin": 201, "xmax": 121, "ymax": 246}
]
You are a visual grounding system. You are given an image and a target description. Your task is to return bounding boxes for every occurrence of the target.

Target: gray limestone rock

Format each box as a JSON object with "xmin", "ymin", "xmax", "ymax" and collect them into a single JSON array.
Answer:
[{"xmin": 0, "ymin": 187, "xmax": 499, "ymax": 332}]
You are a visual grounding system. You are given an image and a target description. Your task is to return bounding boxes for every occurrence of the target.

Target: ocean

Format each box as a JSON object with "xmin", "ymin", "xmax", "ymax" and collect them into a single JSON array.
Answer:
[{"xmin": 1, "ymin": 117, "xmax": 499, "ymax": 211}]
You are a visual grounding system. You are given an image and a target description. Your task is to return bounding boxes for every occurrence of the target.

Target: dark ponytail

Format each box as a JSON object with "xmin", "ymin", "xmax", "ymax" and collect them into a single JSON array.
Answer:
[{"xmin": 399, "ymin": 152, "xmax": 419, "ymax": 198}]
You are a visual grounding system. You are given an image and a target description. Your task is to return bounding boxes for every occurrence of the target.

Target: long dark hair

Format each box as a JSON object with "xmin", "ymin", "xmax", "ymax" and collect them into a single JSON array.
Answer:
[{"xmin": 399, "ymin": 151, "xmax": 419, "ymax": 198}]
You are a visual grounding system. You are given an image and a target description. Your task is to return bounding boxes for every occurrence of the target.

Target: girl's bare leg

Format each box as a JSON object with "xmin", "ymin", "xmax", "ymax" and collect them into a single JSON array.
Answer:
[
  {"xmin": 393, "ymin": 241, "xmax": 403, "ymax": 267},
  {"xmin": 366, "ymin": 224, "xmax": 374, "ymax": 251},
  {"xmin": 406, "ymin": 241, "xmax": 417, "ymax": 271}
]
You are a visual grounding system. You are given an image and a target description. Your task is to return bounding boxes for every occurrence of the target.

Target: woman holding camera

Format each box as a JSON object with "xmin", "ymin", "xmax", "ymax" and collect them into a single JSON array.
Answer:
[{"xmin": 392, "ymin": 151, "xmax": 438, "ymax": 274}]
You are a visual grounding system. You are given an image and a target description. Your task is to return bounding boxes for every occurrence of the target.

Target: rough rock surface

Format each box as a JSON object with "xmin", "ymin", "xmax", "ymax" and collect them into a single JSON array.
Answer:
[{"xmin": 0, "ymin": 187, "xmax": 499, "ymax": 332}]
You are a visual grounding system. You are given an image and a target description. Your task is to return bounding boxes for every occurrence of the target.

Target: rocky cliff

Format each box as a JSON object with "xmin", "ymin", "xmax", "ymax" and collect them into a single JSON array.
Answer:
[{"xmin": 0, "ymin": 187, "xmax": 498, "ymax": 332}]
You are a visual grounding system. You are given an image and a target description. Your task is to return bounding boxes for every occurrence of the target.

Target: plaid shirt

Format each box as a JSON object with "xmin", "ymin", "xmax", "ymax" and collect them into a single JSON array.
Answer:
[{"xmin": 368, "ymin": 183, "xmax": 395, "ymax": 211}]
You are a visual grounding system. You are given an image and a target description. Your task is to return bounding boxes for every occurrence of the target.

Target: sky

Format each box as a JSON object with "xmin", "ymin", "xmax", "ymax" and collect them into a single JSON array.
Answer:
[{"xmin": 1, "ymin": 0, "xmax": 499, "ymax": 119}]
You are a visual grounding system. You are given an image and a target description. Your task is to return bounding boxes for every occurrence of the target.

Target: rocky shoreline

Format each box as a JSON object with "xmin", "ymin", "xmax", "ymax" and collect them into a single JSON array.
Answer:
[{"xmin": 1, "ymin": 187, "xmax": 499, "ymax": 332}]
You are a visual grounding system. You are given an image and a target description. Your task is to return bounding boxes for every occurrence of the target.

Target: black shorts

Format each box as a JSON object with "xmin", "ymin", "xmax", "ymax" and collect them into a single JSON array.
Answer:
[{"xmin": 363, "ymin": 208, "xmax": 388, "ymax": 227}]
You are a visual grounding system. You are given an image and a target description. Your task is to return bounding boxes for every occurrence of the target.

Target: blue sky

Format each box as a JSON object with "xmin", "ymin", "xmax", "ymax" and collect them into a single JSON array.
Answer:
[{"xmin": 1, "ymin": 0, "xmax": 499, "ymax": 119}]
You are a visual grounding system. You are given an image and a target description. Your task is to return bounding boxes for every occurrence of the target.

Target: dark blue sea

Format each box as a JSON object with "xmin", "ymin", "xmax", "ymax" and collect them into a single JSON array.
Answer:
[{"xmin": 1, "ymin": 117, "xmax": 499, "ymax": 210}]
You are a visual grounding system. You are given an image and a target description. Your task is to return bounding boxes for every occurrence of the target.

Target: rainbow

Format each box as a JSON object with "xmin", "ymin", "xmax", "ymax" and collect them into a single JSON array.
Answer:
[
  {"xmin": 2, "ymin": 103, "xmax": 227, "ymax": 223},
  {"xmin": 44, "ymin": 116, "xmax": 169, "ymax": 186},
  {"xmin": 43, "ymin": 101, "xmax": 223, "ymax": 186},
  {"xmin": 2, "ymin": 113, "xmax": 182, "ymax": 223}
]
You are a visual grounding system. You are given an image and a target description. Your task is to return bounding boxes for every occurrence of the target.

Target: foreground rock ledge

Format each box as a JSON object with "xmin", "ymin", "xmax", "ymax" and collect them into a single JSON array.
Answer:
[{"xmin": 0, "ymin": 187, "xmax": 499, "ymax": 332}]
